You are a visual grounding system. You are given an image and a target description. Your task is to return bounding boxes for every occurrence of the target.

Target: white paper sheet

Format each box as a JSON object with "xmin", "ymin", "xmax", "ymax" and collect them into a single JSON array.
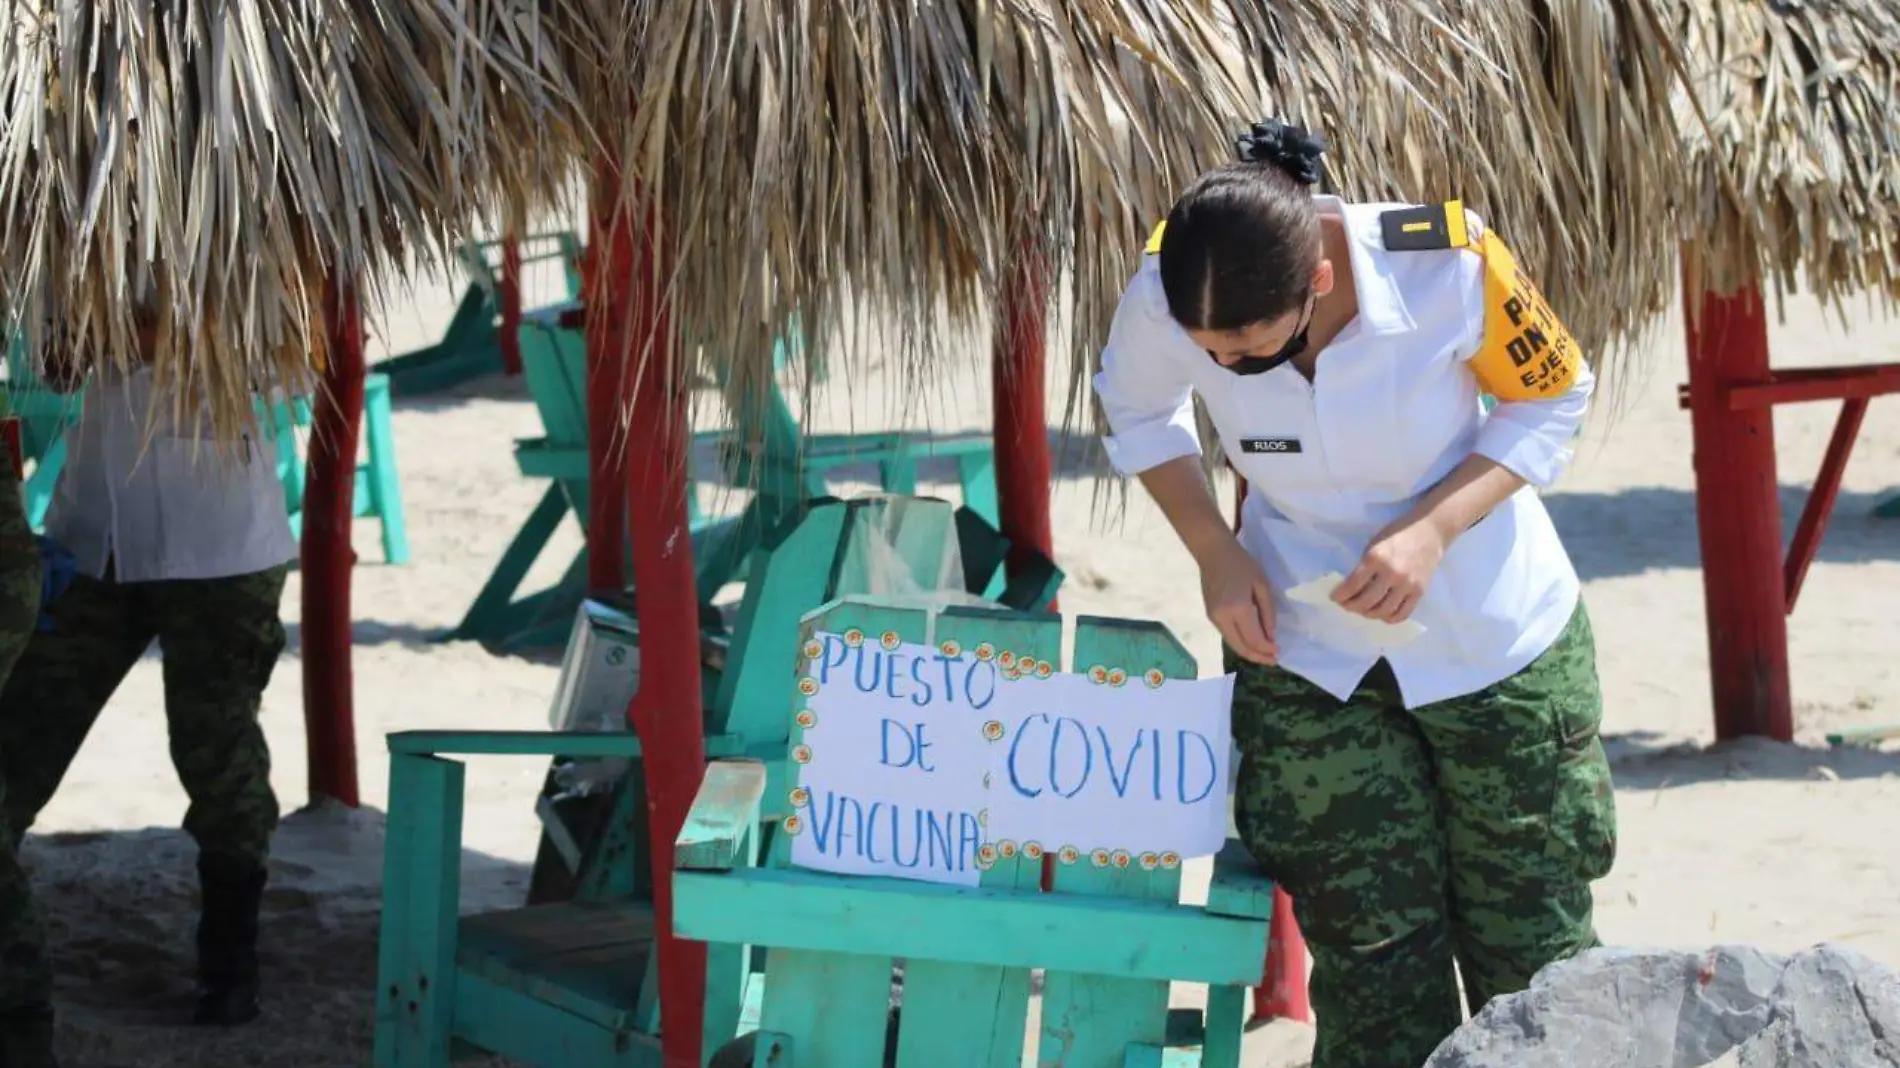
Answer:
[{"xmin": 1285, "ymin": 571, "xmax": 1428, "ymax": 647}]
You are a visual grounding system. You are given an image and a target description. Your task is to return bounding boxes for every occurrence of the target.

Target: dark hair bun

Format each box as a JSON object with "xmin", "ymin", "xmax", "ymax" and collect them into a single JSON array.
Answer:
[{"xmin": 1234, "ymin": 119, "xmax": 1327, "ymax": 187}]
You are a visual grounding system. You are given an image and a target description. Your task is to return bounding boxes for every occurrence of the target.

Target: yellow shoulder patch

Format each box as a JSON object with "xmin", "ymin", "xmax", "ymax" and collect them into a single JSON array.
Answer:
[
  {"xmin": 1144, "ymin": 220, "xmax": 1167, "ymax": 256},
  {"xmin": 1379, "ymin": 200, "xmax": 1471, "ymax": 252},
  {"xmin": 1468, "ymin": 230, "xmax": 1582, "ymax": 402}
]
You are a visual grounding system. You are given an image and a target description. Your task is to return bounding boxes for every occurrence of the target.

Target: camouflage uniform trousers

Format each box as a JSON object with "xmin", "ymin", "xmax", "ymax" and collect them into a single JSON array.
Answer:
[
  {"xmin": 1230, "ymin": 603, "xmax": 1617, "ymax": 1068},
  {"xmin": 0, "ymin": 559, "xmax": 287, "ymax": 1010}
]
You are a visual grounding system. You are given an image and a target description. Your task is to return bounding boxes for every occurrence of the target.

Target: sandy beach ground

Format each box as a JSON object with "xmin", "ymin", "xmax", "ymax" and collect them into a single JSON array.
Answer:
[{"xmin": 15, "ymin": 251, "xmax": 1899, "ymax": 1067}]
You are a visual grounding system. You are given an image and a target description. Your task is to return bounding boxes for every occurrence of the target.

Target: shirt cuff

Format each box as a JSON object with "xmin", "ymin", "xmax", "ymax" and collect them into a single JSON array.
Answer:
[
  {"xmin": 1101, "ymin": 409, "xmax": 1203, "ymax": 477},
  {"xmin": 1474, "ymin": 416, "xmax": 1575, "ymax": 489}
]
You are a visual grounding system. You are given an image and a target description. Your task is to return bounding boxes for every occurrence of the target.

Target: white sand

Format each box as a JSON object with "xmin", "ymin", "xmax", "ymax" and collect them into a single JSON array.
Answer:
[{"xmin": 17, "ymin": 256, "xmax": 1899, "ymax": 1067}]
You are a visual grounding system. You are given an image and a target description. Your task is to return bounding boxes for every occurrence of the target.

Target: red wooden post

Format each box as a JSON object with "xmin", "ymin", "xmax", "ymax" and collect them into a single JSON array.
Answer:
[
  {"xmin": 1230, "ymin": 473, "xmax": 1312, "ymax": 1024},
  {"xmin": 584, "ymin": 155, "xmax": 634, "ymax": 594},
  {"xmin": 992, "ymin": 255, "xmax": 1055, "ymax": 595},
  {"xmin": 1683, "ymin": 281, "xmax": 1794, "ymax": 741},
  {"xmin": 498, "ymin": 230, "xmax": 525, "ymax": 377},
  {"xmin": 992, "ymin": 254, "xmax": 1061, "ymax": 891},
  {"xmin": 302, "ymin": 277, "xmax": 366, "ymax": 807},
  {"xmin": 616, "ymin": 207, "xmax": 710, "ymax": 1068}
]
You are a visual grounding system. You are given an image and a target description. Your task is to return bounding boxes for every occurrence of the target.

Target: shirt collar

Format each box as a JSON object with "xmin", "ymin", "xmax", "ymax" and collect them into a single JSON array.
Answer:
[{"xmin": 1314, "ymin": 194, "xmax": 1417, "ymax": 338}]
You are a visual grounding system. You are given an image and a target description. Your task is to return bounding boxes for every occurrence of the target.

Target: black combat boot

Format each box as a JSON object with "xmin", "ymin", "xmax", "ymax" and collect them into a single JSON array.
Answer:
[
  {"xmin": 192, "ymin": 853, "xmax": 266, "ymax": 1026},
  {"xmin": 0, "ymin": 1003, "xmax": 59, "ymax": 1068}
]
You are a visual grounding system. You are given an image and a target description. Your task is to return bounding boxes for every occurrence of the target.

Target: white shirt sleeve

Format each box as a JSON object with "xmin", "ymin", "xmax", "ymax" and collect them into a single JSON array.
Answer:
[
  {"xmin": 1092, "ymin": 265, "xmax": 1204, "ymax": 477},
  {"xmin": 1455, "ymin": 236, "xmax": 1594, "ymax": 489}
]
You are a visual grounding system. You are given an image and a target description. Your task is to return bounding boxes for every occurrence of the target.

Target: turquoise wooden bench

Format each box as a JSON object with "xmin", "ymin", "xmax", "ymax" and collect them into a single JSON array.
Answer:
[
  {"xmin": 2, "ymin": 362, "xmax": 408, "ymax": 563},
  {"xmin": 374, "ymin": 231, "xmax": 585, "ymax": 397},
  {"xmin": 375, "ymin": 495, "xmax": 1063, "ymax": 1068},
  {"xmin": 447, "ymin": 306, "xmax": 1003, "ymax": 651},
  {"xmin": 673, "ymin": 598, "xmax": 1274, "ymax": 1068}
]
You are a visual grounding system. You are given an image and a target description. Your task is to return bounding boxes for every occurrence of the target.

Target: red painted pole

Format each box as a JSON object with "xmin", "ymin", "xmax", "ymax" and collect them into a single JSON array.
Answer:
[
  {"xmin": 1231, "ymin": 472, "xmax": 1312, "ymax": 1024},
  {"xmin": 616, "ymin": 208, "xmax": 709, "ymax": 1068},
  {"xmin": 992, "ymin": 254, "xmax": 1061, "ymax": 892},
  {"xmin": 992, "ymin": 256, "xmax": 1055, "ymax": 596},
  {"xmin": 584, "ymin": 155, "xmax": 633, "ymax": 594},
  {"xmin": 498, "ymin": 230, "xmax": 524, "ymax": 377},
  {"xmin": 1683, "ymin": 280, "xmax": 1794, "ymax": 741},
  {"xmin": 302, "ymin": 277, "xmax": 366, "ymax": 807}
]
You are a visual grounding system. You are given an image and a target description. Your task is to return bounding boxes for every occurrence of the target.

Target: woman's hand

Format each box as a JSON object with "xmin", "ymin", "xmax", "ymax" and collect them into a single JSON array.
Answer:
[
  {"xmin": 1198, "ymin": 537, "xmax": 1279, "ymax": 665},
  {"xmin": 1333, "ymin": 516, "xmax": 1448, "ymax": 623}
]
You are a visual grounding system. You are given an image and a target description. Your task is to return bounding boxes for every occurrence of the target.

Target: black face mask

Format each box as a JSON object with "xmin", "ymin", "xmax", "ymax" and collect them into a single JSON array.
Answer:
[{"xmin": 1211, "ymin": 294, "xmax": 1315, "ymax": 377}]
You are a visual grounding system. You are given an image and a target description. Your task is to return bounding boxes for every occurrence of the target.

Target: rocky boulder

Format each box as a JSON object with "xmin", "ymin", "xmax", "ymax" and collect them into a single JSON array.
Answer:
[{"xmin": 1426, "ymin": 944, "xmax": 1900, "ymax": 1067}]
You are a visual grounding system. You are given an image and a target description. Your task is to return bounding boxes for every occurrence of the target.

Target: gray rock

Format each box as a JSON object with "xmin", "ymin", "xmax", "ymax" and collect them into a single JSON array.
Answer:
[{"xmin": 1425, "ymin": 944, "xmax": 1900, "ymax": 1068}]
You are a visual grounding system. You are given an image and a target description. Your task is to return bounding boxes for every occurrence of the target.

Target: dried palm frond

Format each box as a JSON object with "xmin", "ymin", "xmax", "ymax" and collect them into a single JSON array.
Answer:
[
  {"xmin": 1666, "ymin": 0, "xmax": 1900, "ymax": 312},
  {"xmin": 9, "ymin": 0, "xmax": 1897, "ymax": 473},
  {"xmin": 0, "ymin": 0, "xmax": 585, "ymax": 444},
  {"xmin": 563, "ymin": 0, "xmax": 1495, "ymax": 450}
]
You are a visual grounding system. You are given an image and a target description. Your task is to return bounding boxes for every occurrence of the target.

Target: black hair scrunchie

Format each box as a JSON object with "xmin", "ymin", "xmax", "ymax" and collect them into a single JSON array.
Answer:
[{"xmin": 1234, "ymin": 119, "xmax": 1328, "ymax": 187}]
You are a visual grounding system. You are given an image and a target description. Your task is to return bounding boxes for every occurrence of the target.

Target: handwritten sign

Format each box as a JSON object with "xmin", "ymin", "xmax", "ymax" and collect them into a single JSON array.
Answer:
[{"xmin": 785, "ymin": 629, "xmax": 1234, "ymax": 887}]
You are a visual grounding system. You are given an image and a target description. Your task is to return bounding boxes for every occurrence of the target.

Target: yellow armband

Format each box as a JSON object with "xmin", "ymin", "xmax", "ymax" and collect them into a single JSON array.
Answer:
[
  {"xmin": 1380, "ymin": 200, "xmax": 1583, "ymax": 402},
  {"xmin": 1144, "ymin": 220, "xmax": 1167, "ymax": 256},
  {"xmin": 1468, "ymin": 230, "xmax": 1581, "ymax": 401}
]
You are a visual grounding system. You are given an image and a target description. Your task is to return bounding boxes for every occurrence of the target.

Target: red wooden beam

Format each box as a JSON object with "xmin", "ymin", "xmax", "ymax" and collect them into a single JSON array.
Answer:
[
  {"xmin": 615, "ymin": 207, "xmax": 710, "ymax": 1068},
  {"xmin": 1228, "ymin": 471, "xmax": 1313, "ymax": 1025},
  {"xmin": 1683, "ymin": 282, "xmax": 1793, "ymax": 742},
  {"xmin": 1676, "ymin": 362, "xmax": 1900, "ymax": 410},
  {"xmin": 302, "ymin": 277, "xmax": 366, "ymax": 807},
  {"xmin": 1783, "ymin": 398, "xmax": 1869, "ymax": 614},
  {"xmin": 584, "ymin": 155, "xmax": 634, "ymax": 594},
  {"xmin": 498, "ymin": 230, "xmax": 525, "ymax": 377}
]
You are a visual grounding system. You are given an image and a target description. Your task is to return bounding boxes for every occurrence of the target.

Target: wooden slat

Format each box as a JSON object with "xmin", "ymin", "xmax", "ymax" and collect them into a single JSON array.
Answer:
[
  {"xmin": 373, "ymin": 755, "xmax": 466, "ymax": 1068},
  {"xmin": 1040, "ymin": 617, "xmax": 1197, "ymax": 1068},
  {"xmin": 673, "ymin": 867, "xmax": 1265, "ymax": 986},
  {"xmin": 889, "ymin": 609, "xmax": 1058, "ymax": 1068},
  {"xmin": 1205, "ymin": 839, "xmax": 1275, "ymax": 921},
  {"xmin": 677, "ymin": 760, "xmax": 768, "ymax": 872},
  {"xmin": 457, "ymin": 903, "xmax": 656, "ymax": 1031},
  {"xmin": 450, "ymin": 971, "xmax": 656, "ymax": 1068},
  {"xmin": 757, "ymin": 949, "xmax": 894, "ymax": 1068}
]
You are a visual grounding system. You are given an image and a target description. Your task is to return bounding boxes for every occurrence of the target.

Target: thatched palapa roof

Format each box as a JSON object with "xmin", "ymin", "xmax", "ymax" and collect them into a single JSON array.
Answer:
[
  {"xmin": 0, "ymin": 1, "xmax": 583, "ymax": 440},
  {"xmin": 4, "ymin": 1, "xmax": 1899, "ymax": 446}
]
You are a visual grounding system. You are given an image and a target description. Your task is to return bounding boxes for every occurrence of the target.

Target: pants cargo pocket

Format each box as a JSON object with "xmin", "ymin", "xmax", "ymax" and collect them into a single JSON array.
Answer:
[{"xmin": 1539, "ymin": 611, "xmax": 1618, "ymax": 883}]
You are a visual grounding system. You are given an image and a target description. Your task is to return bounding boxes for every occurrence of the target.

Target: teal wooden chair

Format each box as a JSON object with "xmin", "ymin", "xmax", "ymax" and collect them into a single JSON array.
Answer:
[
  {"xmin": 374, "ymin": 231, "xmax": 586, "ymax": 397},
  {"xmin": 269, "ymin": 372, "xmax": 411, "ymax": 564},
  {"xmin": 374, "ymin": 495, "xmax": 1062, "ymax": 1068},
  {"xmin": 448, "ymin": 307, "xmax": 1004, "ymax": 651},
  {"xmin": 673, "ymin": 598, "xmax": 1275, "ymax": 1068}
]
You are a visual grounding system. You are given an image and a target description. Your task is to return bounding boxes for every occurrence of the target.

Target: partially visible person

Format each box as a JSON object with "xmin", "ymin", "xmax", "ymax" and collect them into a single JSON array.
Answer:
[
  {"xmin": 0, "ymin": 307, "xmax": 294, "ymax": 1066},
  {"xmin": 0, "ymin": 403, "xmax": 46, "ymax": 1066}
]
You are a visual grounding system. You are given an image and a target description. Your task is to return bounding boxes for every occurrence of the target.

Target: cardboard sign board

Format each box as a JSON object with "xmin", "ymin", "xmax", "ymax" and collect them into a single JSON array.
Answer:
[{"xmin": 788, "ymin": 630, "xmax": 1233, "ymax": 887}]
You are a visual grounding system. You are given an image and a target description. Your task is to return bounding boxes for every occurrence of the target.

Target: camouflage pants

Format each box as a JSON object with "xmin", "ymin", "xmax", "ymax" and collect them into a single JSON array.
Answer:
[
  {"xmin": 0, "ymin": 561, "xmax": 287, "ymax": 1009},
  {"xmin": 1230, "ymin": 604, "xmax": 1616, "ymax": 1068}
]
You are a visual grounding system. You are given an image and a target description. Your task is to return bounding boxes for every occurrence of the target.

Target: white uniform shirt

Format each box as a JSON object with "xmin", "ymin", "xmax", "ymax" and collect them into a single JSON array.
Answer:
[
  {"xmin": 45, "ymin": 366, "xmax": 297, "ymax": 583},
  {"xmin": 1093, "ymin": 195, "xmax": 1590, "ymax": 708}
]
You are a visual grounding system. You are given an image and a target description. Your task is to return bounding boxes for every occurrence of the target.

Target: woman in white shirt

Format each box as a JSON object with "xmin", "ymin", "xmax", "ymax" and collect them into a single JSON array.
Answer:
[{"xmin": 1094, "ymin": 120, "xmax": 1617, "ymax": 1068}]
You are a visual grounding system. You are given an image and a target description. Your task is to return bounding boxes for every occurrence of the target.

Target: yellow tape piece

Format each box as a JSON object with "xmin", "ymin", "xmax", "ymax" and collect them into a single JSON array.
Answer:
[
  {"xmin": 1144, "ymin": 220, "xmax": 1167, "ymax": 256},
  {"xmin": 1468, "ymin": 230, "xmax": 1582, "ymax": 402},
  {"xmin": 1443, "ymin": 199, "xmax": 1469, "ymax": 250}
]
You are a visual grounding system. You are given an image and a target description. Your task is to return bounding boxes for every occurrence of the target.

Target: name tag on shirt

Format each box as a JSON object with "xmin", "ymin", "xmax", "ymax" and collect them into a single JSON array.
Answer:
[{"xmin": 1239, "ymin": 437, "xmax": 1303, "ymax": 455}]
